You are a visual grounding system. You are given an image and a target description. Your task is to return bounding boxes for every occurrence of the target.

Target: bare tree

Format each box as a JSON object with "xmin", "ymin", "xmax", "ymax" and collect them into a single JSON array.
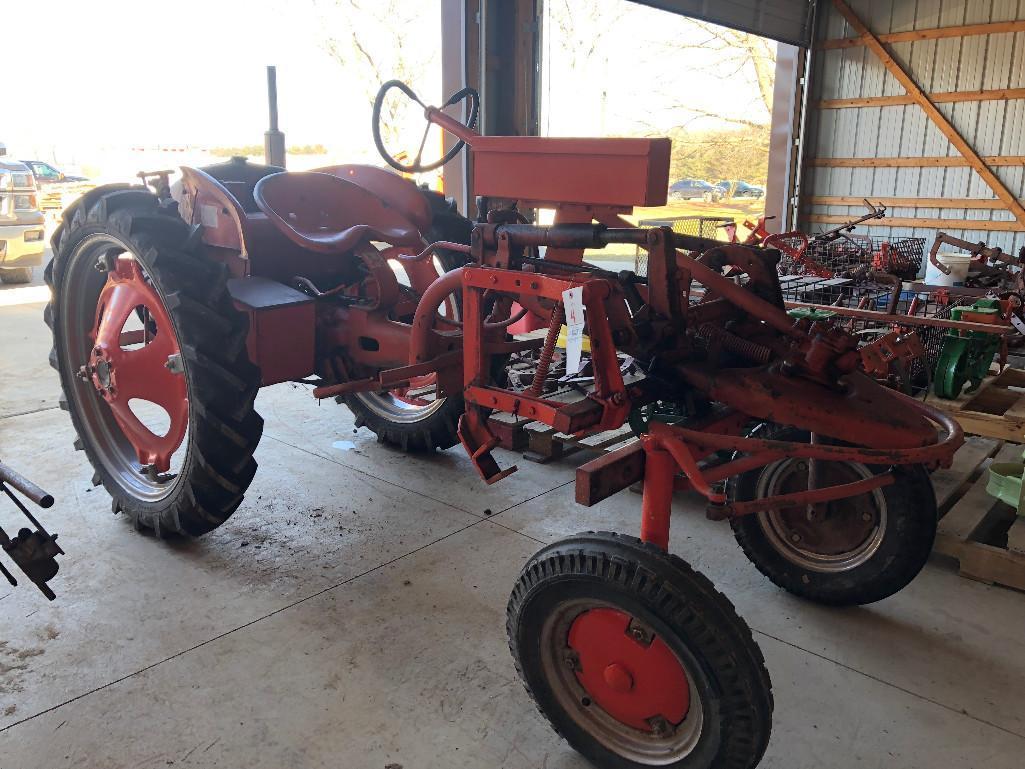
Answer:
[
  {"xmin": 318, "ymin": 0, "xmax": 438, "ymax": 149},
  {"xmin": 654, "ymin": 21, "xmax": 776, "ymax": 128}
]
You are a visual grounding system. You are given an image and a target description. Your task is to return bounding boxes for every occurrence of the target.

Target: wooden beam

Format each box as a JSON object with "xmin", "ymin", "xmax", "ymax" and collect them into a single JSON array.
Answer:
[
  {"xmin": 817, "ymin": 87, "xmax": 1025, "ymax": 109},
  {"xmin": 819, "ymin": 20, "xmax": 1025, "ymax": 50},
  {"xmin": 832, "ymin": 0, "xmax": 1025, "ymax": 228},
  {"xmin": 806, "ymin": 214, "xmax": 1021, "ymax": 232},
  {"xmin": 807, "ymin": 196, "xmax": 1006, "ymax": 209},
  {"xmin": 809, "ymin": 156, "xmax": 1025, "ymax": 168}
]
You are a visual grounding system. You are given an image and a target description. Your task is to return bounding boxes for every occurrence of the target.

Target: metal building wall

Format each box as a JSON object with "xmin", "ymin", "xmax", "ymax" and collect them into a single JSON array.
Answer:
[{"xmin": 801, "ymin": 0, "xmax": 1025, "ymax": 256}]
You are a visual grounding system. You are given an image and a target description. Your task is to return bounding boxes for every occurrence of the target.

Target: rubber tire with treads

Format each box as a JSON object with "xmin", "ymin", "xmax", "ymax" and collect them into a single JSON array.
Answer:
[
  {"xmin": 1, "ymin": 267, "xmax": 34, "ymax": 284},
  {"xmin": 45, "ymin": 184, "xmax": 263, "ymax": 537},
  {"xmin": 727, "ymin": 425, "xmax": 936, "ymax": 606},
  {"xmin": 343, "ymin": 189, "xmax": 473, "ymax": 453},
  {"xmin": 508, "ymin": 531, "xmax": 773, "ymax": 769}
]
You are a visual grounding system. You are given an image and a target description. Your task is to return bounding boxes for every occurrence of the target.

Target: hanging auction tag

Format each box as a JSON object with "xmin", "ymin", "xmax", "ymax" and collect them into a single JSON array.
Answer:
[
  {"xmin": 1011, "ymin": 314, "xmax": 1025, "ymax": 336},
  {"xmin": 562, "ymin": 286, "xmax": 585, "ymax": 375}
]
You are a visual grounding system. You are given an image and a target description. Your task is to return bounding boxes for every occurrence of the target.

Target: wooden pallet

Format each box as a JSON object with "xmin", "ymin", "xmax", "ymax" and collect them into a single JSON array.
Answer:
[
  {"xmin": 489, "ymin": 409, "xmax": 636, "ymax": 463},
  {"xmin": 926, "ymin": 366, "xmax": 1025, "ymax": 442},
  {"xmin": 932, "ymin": 436, "xmax": 1025, "ymax": 591},
  {"xmin": 521, "ymin": 422, "xmax": 637, "ymax": 463}
]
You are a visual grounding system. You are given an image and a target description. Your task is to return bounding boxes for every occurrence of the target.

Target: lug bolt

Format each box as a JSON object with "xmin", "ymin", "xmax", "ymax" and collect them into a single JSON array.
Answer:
[
  {"xmin": 648, "ymin": 716, "xmax": 673, "ymax": 737},
  {"xmin": 165, "ymin": 353, "xmax": 185, "ymax": 375},
  {"xmin": 862, "ymin": 513, "xmax": 873, "ymax": 522},
  {"xmin": 791, "ymin": 533, "xmax": 802, "ymax": 542},
  {"xmin": 627, "ymin": 622, "xmax": 652, "ymax": 646}
]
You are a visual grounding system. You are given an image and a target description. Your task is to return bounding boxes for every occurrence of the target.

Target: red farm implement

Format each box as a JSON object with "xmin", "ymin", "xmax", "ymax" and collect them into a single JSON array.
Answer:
[{"xmin": 45, "ymin": 80, "xmax": 963, "ymax": 769}]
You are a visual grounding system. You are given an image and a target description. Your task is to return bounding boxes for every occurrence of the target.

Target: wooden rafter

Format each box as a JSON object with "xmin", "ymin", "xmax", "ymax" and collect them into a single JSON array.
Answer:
[
  {"xmin": 810, "ymin": 156, "xmax": 1025, "ymax": 168},
  {"xmin": 807, "ymin": 196, "xmax": 1004, "ymax": 210},
  {"xmin": 818, "ymin": 87, "xmax": 1025, "ymax": 109},
  {"xmin": 819, "ymin": 19, "xmax": 1025, "ymax": 50},
  {"xmin": 807, "ymin": 215, "xmax": 1020, "ymax": 232},
  {"xmin": 831, "ymin": 0, "xmax": 1025, "ymax": 228}
]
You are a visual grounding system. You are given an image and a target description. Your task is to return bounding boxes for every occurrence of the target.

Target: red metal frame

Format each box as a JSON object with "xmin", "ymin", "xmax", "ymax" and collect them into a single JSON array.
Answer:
[{"xmin": 160, "ymin": 95, "xmax": 965, "ymax": 561}]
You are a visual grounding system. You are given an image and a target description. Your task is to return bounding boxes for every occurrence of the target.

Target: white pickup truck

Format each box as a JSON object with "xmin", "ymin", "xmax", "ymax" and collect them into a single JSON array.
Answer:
[{"xmin": 0, "ymin": 155, "xmax": 46, "ymax": 284}]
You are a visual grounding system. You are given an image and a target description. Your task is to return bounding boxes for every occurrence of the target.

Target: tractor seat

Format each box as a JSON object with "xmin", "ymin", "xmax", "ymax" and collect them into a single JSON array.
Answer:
[{"xmin": 253, "ymin": 171, "xmax": 423, "ymax": 255}]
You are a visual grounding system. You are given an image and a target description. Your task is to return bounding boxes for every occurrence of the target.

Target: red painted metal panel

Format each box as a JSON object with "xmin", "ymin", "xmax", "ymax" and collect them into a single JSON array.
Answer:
[
  {"xmin": 470, "ymin": 136, "xmax": 671, "ymax": 208},
  {"xmin": 242, "ymin": 302, "xmax": 316, "ymax": 387}
]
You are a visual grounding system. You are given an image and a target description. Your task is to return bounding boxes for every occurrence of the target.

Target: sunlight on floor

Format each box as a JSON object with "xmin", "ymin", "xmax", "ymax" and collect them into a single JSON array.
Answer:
[{"xmin": 0, "ymin": 285, "xmax": 51, "ymax": 308}]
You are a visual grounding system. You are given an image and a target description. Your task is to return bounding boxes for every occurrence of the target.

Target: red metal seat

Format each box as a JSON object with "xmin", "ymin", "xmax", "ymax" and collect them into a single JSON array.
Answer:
[
  {"xmin": 313, "ymin": 164, "xmax": 434, "ymax": 236},
  {"xmin": 253, "ymin": 171, "xmax": 422, "ymax": 255}
]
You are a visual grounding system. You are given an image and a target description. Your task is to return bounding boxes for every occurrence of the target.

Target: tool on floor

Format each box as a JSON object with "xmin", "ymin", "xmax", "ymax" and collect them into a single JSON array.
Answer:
[{"xmin": 0, "ymin": 460, "xmax": 62, "ymax": 600}]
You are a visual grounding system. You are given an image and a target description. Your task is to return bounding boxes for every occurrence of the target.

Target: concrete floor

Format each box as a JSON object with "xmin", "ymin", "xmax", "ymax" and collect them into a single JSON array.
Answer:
[{"xmin": 1, "ymin": 262, "xmax": 1024, "ymax": 769}]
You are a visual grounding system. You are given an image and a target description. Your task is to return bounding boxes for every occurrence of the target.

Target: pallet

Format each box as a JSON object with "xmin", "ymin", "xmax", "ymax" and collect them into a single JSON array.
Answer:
[
  {"xmin": 521, "ymin": 422, "xmax": 636, "ymax": 463},
  {"xmin": 932, "ymin": 436, "xmax": 1025, "ymax": 592},
  {"xmin": 926, "ymin": 366, "xmax": 1025, "ymax": 442}
]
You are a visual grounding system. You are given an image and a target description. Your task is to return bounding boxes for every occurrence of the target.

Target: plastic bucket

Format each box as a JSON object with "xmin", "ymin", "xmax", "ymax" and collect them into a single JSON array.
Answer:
[{"xmin": 924, "ymin": 252, "xmax": 972, "ymax": 286}]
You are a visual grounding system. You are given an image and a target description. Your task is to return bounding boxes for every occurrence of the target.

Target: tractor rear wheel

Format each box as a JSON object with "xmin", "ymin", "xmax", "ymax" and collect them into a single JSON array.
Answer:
[
  {"xmin": 45, "ymin": 186, "xmax": 263, "ymax": 537},
  {"xmin": 727, "ymin": 425, "xmax": 936, "ymax": 605},
  {"xmin": 343, "ymin": 191, "xmax": 472, "ymax": 453}
]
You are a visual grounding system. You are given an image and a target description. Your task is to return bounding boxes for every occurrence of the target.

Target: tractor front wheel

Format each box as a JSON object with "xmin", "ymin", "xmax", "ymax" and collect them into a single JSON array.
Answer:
[
  {"xmin": 508, "ymin": 532, "xmax": 772, "ymax": 769},
  {"xmin": 45, "ymin": 186, "xmax": 263, "ymax": 537},
  {"xmin": 728, "ymin": 426, "xmax": 936, "ymax": 605}
]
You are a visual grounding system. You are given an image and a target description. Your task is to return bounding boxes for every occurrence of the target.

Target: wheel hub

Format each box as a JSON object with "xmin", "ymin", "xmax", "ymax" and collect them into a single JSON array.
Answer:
[
  {"xmin": 568, "ymin": 607, "xmax": 690, "ymax": 732},
  {"xmin": 85, "ymin": 256, "xmax": 189, "ymax": 473},
  {"xmin": 93, "ymin": 356, "xmax": 113, "ymax": 392},
  {"xmin": 774, "ymin": 461, "xmax": 879, "ymax": 555}
]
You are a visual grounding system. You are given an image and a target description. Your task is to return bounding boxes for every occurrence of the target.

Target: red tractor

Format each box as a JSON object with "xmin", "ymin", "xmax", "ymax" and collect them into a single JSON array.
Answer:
[{"xmin": 45, "ymin": 81, "xmax": 961, "ymax": 769}]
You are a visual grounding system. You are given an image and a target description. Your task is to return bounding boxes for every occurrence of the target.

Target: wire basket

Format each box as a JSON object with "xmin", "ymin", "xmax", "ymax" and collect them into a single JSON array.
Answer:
[
  {"xmin": 802, "ymin": 288, "xmax": 980, "ymax": 395},
  {"xmin": 634, "ymin": 216, "xmax": 735, "ymax": 276},
  {"xmin": 777, "ymin": 236, "xmax": 925, "ymax": 281},
  {"xmin": 779, "ymin": 275, "xmax": 896, "ymax": 308}
]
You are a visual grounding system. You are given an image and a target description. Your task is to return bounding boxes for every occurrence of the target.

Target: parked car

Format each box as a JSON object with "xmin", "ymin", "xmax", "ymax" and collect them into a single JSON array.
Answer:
[
  {"xmin": 0, "ymin": 156, "xmax": 46, "ymax": 284},
  {"xmin": 21, "ymin": 160, "xmax": 90, "ymax": 213},
  {"xmin": 668, "ymin": 178, "xmax": 722, "ymax": 202},
  {"xmin": 21, "ymin": 160, "xmax": 88, "ymax": 185},
  {"xmin": 715, "ymin": 180, "xmax": 765, "ymax": 199}
]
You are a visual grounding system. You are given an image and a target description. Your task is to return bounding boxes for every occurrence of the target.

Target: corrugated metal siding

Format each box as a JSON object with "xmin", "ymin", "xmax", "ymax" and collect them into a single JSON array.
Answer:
[{"xmin": 801, "ymin": 0, "xmax": 1025, "ymax": 259}]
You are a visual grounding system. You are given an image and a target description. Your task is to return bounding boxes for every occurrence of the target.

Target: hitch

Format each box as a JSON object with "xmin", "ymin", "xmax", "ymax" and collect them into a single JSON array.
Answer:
[{"xmin": 0, "ymin": 460, "xmax": 63, "ymax": 600}]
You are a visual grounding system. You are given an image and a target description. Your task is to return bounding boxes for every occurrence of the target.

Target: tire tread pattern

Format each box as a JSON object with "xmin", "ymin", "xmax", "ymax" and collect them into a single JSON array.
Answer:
[{"xmin": 45, "ymin": 185, "xmax": 263, "ymax": 537}]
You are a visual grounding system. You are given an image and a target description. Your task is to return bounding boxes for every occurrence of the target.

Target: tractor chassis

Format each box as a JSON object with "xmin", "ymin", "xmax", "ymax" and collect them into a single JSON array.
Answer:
[{"xmin": 287, "ymin": 218, "xmax": 963, "ymax": 558}]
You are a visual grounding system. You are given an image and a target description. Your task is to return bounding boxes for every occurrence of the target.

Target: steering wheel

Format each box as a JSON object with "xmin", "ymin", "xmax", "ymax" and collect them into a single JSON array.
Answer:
[{"xmin": 372, "ymin": 79, "xmax": 479, "ymax": 174}]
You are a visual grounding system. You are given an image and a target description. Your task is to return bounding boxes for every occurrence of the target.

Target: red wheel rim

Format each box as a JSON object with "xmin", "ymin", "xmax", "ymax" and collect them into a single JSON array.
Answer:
[
  {"xmin": 567, "ymin": 607, "xmax": 690, "ymax": 732},
  {"xmin": 87, "ymin": 257, "xmax": 188, "ymax": 473}
]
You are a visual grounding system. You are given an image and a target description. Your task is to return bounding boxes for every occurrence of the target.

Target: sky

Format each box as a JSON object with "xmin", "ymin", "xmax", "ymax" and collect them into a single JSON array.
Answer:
[
  {"xmin": 3, "ymin": 0, "xmax": 771, "ymax": 172},
  {"xmin": 4, "ymin": 0, "xmax": 432, "ymax": 163}
]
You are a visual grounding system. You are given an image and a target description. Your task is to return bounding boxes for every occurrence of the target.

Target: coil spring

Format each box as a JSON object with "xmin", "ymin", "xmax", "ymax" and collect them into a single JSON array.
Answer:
[
  {"xmin": 698, "ymin": 322, "xmax": 772, "ymax": 364},
  {"xmin": 529, "ymin": 303, "xmax": 565, "ymax": 396}
]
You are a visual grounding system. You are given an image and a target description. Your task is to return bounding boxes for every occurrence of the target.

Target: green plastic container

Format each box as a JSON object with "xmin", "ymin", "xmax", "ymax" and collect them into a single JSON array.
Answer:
[{"xmin": 986, "ymin": 457, "xmax": 1025, "ymax": 511}]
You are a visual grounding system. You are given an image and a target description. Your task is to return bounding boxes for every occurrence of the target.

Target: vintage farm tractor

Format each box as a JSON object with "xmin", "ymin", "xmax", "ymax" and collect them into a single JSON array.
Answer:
[{"xmin": 45, "ymin": 80, "xmax": 963, "ymax": 769}]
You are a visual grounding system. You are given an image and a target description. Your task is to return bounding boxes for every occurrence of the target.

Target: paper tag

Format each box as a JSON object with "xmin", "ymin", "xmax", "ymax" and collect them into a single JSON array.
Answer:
[
  {"xmin": 1011, "ymin": 314, "xmax": 1025, "ymax": 336},
  {"xmin": 199, "ymin": 204, "xmax": 219, "ymax": 229},
  {"xmin": 562, "ymin": 286, "xmax": 585, "ymax": 375}
]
